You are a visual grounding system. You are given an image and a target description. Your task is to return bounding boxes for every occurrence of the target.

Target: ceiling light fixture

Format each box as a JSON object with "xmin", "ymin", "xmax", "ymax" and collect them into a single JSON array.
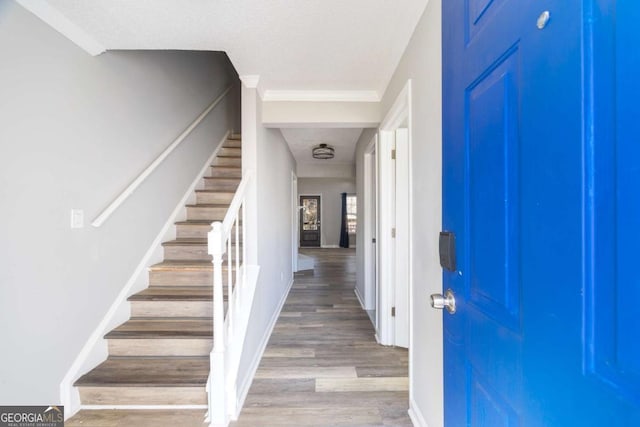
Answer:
[{"xmin": 312, "ymin": 143, "xmax": 335, "ymax": 160}]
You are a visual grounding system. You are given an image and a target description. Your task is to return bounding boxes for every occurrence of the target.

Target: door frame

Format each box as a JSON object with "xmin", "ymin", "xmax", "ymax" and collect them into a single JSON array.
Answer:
[
  {"xmin": 298, "ymin": 193, "xmax": 323, "ymax": 247},
  {"xmin": 363, "ymin": 136, "xmax": 378, "ymax": 315},
  {"xmin": 377, "ymin": 80, "xmax": 413, "ymax": 349},
  {"xmin": 291, "ymin": 171, "xmax": 299, "ymax": 272}
]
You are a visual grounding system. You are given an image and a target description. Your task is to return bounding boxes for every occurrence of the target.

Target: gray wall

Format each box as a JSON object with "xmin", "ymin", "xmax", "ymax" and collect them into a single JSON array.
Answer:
[
  {"xmin": 354, "ymin": 1, "xmax": 443, "ymax": 425},
  {"xmin": 298, "ymin": 178, "xmax": 356, "ymax": 248},
  {"xmin": 0, "ymin": 1, "xmax": 239, "ymax": 404},
  {"xmin": 236, "ymin": 94, "xmax": 297, "ymax": 393}
]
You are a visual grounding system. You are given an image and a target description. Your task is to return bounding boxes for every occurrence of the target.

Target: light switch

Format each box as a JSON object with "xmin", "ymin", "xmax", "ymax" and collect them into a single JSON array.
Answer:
[{"xmin": 71, "ymin": 209, "xmax": 84, "ymax": 229}]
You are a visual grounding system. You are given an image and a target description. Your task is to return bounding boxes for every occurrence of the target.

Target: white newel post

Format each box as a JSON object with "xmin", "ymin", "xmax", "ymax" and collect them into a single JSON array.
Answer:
[{"xmin": 209, "ymin": 221, "xmax": 227, "ymax": 426}]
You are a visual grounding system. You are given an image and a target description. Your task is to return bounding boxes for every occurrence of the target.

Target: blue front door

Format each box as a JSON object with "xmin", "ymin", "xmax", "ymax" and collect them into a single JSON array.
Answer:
[{"xmin": 442, "ymin": 1, "xmax": 640, "ymax": 425}]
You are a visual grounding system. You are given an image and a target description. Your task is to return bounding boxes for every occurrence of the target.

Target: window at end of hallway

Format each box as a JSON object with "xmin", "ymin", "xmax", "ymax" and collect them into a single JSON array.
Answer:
[{"xmin": 347, "ymin": 194, "xmax": 357, "ymax": 234}]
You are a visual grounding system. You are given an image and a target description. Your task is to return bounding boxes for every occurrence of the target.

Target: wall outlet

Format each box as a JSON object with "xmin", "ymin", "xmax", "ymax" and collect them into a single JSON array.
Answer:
[{"xmin": 70, "ymin": 209, "xmax": 84, "ymax": 229}]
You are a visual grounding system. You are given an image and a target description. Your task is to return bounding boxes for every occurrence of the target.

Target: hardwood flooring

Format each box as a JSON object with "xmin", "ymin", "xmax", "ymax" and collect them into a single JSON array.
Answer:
[
  {"xmin": 231, "ymin": 248, "xmax": 410, "ymax": 427},
  {"xmin": 67, "ymin": 248, "xmax": 410, "ymax": 426}
]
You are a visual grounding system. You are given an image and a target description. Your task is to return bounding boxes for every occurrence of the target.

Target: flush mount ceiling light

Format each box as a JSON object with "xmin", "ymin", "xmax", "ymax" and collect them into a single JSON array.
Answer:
[{"xmin": 312, "ymin": 143, "xmax": 335, "ymax": 160}]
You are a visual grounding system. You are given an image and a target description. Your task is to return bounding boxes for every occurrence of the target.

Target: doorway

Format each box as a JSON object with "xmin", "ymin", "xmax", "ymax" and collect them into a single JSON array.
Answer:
[
  {"xmin": 376, "ymin": 81, "xmax": 412, "ymax": 349},
  {"xmin": 299, "ymin": 195, "xmax": 321, "ymax": 247},
  {"xmin": 363, "ymin": 136, "xmax": 378, "ymax": 328}
]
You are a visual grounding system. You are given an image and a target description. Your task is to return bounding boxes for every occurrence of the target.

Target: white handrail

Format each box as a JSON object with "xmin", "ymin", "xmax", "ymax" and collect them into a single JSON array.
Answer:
[
  {"xmin": 222, "ymin": 171, "xmax": 252, "ymax": 235},
  {"xmin": 91, "ymin": 85, "xmax": 233, "ymax": 227}
]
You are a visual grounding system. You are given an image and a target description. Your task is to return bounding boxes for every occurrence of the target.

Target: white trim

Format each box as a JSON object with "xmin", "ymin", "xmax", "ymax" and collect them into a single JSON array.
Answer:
[
  {"xmin": 321, "ymin": 245, "xmax": 340, "ymax": 249},
  {"xmin": 291, "ymin": 171, "xmax": 299, "ymax": 272},
  {"xmin": 408, "ymin": 399, "xmax": 430, "ymax": 427},
  {"xmin": 354, "ymin": 288, "xmax": 366, "ymax": 311},
  {"xmin": 233, "ymin": 277, "xmax": 295, "ymax": 418},
  {"xmin": 239, "ymin": 75, "xmax": 260, "ymax": 88},
  {"xmin": 91, "ymin": 86, "xmax": 233, "ymax": 227},
  {"xmin": 17, "ymin": 0, "xmax": 106, "ymax": 56},
  {"xmin": 60, "ymin": 132, "xmax": 230, "ymax": 420},
  {"xmin": 377, "ymin": 129, "xmax": 395, "ymax": 346},
  {"xmin": 380, "ymin": 80, "xmax": 412, "ymax": 131},
  {"xmin": 262, "ymin": 90, "xmax": 380, "ymax": 103},
  {"xmin": 363, "ymin": 135, "xmax": 377, "ymax": 312},
  {"xmin": 81, "ymin": 405, "xmax": 208, "ymax": 411},
  {"xmin": 377, "ymin": 79, "xmax": 412, "ymax": 348}
]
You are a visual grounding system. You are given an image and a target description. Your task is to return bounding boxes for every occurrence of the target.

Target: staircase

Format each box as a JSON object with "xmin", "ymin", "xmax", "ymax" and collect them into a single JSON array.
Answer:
[{"xmin": 73, "ymin": 136, "xmax": 242, "ymax": 409}]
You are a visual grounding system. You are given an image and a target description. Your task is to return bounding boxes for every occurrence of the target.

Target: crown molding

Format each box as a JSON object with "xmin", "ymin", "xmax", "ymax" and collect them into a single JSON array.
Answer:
[
  {"xmin": 17, "ymin": 0, "xmax": 106, "ymax": 56},
  {"xmin": 262, "ymin": 90, "xmax": 380, "ymax": 103}
]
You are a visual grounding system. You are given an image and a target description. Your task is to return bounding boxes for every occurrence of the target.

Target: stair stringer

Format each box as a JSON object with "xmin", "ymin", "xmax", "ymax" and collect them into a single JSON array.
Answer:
[{"xmin": 60, "ymin": 130, "xmax": 231, "ymax": 420}]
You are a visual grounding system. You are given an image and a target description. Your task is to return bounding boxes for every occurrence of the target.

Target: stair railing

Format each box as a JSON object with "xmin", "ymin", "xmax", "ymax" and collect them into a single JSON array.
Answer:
[{"xmin": 206, "ymin": 170, "xmax": 252, "ymax": 427}]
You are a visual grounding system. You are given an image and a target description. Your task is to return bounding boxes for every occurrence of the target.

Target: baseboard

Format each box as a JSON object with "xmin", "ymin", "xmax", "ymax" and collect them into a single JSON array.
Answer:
[
  {"xmin": 60, "ymin": 131, "xmax": 230, "ymax": 420},
  {"xmin": 233, "ymin": 276, "xmax": 295, "ymax": 419},
  {"xmin": 354, "ymin": 287, "xmax": 366, "ymax": 310},
  {"xmin": 321, "ymin": 245, "xmax": 340, "ymax": 249},
  {"xmin": 408, "ymin": 399, "xmax": 430, "ymax": 427}
]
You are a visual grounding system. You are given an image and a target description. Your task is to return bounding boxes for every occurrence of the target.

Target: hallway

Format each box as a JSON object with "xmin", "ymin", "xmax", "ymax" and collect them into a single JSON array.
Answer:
[{"xmin": 232, "ymin": 248, "xmax": 411, "ymax": 426}]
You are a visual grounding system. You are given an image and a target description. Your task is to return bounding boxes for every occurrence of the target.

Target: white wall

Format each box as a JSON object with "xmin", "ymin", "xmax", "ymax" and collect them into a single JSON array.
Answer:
[
  {"xmin": 297, "ymin": 162, "xmax": 355, "ymax": 179},
  {"xmin": 354, "ymin": 1, "xmax": 443, "ymax": 425},
  {"xmin": 0, "ymin": 0, "xmax": 239, "ymax": 404},
  {"xmin": 298, "ymin": 178, "xmax": 356, "ymax": 248},
  {"xmin": 236, "ymin": 94, "xmax": 297, "ymax": 396}
]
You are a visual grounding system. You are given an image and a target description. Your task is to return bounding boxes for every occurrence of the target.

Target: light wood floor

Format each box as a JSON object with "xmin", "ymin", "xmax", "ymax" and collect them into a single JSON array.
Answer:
[
  {"xmin": 67, "ymin": 248, "xmax": 410, "ymax": 426},
  {"xmin": 231, "ymin": 248, "xmax": 410, "ymax": 427}
]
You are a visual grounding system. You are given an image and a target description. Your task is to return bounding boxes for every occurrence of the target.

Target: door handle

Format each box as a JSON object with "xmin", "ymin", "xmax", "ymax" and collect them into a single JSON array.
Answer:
[{"xmin": 430, "ymin": 289, "xmax": 456, "ymax": 314}]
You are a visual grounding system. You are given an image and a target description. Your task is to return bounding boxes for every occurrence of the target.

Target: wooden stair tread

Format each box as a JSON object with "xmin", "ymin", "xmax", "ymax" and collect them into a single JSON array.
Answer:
[
  {"xmin": 129, "ymin": 286, "xmax": 212, "ymax": 301},
  {"xmin": 175, "ymin": 220, "xmax": 214, "ymax": 225},
  {"xmin": 185, "ymin": 203, "xmax": 231, "ymax": 208},
  {"xmin": 195, "ymin": 189, "xmax": 236, "ymax": 194},
  {"xmin": 106, "ymin": 318, "xmax": 212, "ymax": 338},
  {"xmin": 74, "ymin": 357, "xmax": 209, "ymax": 387},
  {"xmin": 150, "ymin": 260, "xmax": 234, "ymax": 271},
  {"xmin": 162, "ymin": 239, "xmax": 207, "ymax": 246},
  {"xmin": 162, "ymin": 239, "xmax": 239, "ymax": 247}
]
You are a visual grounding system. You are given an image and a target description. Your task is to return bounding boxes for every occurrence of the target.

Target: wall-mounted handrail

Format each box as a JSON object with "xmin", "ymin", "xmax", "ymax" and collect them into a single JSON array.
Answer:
[{"xmin": 91, "ymin": 85, "xmax": 233, "ymax": 227}]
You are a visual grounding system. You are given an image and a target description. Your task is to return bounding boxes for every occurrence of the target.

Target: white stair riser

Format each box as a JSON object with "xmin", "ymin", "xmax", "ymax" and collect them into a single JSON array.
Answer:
[
  {"xmin": 79, "ymin": 386, "xmax": 206, "ymax": 405},
  {"xmin": 108, "ymin": 338, "xmax": 212, "ymax": 357}
]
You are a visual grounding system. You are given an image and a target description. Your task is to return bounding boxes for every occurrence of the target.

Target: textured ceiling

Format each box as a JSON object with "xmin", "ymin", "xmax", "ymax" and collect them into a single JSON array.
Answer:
[
  {"xmin": 281, "ymin": 128, "xmax": 363, "ymax": 167},
  {"xmin": 45, "ymin": 0, "xmax": 428, "ymax": 96}
]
